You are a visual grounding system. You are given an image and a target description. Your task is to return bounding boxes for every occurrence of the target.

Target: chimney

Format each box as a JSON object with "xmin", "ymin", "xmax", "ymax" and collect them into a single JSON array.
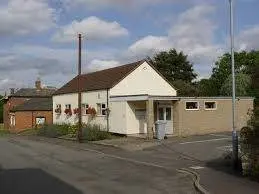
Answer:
[
  {"xmin": 10, "ymin": 88, "xmax": 15, "ymax": 95},
  {"xmin": 35, "ymin": 78, "xmax": 41, "ymax": 90}
]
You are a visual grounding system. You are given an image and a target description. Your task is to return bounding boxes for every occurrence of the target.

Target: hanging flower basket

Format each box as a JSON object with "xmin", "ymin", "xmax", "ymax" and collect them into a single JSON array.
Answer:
[
  {"xmin": 87, "ymin": 107, "xmax": 97, "ymax": 118},
  {"xmin": 64, "ymin": 108, "xmax": 72, "ymax": 116},
  {"xmin": 73, "ymin": 108, "xmax": 79, "ymax": 115}
]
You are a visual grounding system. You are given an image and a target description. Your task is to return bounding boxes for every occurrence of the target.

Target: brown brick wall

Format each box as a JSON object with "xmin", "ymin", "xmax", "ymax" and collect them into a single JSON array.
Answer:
[
  {"xmin": 3, "ymin": 97, "xmax": 29, "ymax": 129},
  {"xmin": 173, "ymin": 98, "xmax": 254, "ymax": 136},
  {"xmin": 10, "ymin": 111, "xmax": 53, "ymax": 133}
]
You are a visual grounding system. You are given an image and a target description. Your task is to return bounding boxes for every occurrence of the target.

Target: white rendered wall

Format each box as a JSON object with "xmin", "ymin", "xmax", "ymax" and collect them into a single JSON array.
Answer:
[
  {"xmin": 110, "ymin": 62, "xmax": 177, "ymax": 96},
  {"xmin": 53, "ymin": 90, "xmax": 108, "ymax": 129}
]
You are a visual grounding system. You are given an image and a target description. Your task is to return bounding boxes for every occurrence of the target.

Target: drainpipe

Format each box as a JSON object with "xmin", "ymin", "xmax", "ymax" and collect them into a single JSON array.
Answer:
[
  {"xmin": 106, "ymin": 89, "xmax": 109, "ymax": 132},
  {"xmin": 32, "ymin": 111, "xmax": 34, "ymax": 128}
]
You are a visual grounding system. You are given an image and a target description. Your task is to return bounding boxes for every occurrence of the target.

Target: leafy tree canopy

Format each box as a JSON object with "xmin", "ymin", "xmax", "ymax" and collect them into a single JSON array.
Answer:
[
  {"xmin": 173, "ymin": 80, "xmax": 199, "ymax": 97},
  {"xmin": 211, "ymin": 50, "xmax": 259, "ymax": 96},
  {"xmin": 150, "ymin": 49, "xmax": 197, "ymax": 83},
  {"xmin": 220, "ymin": 73, "xmax": 251, "ymax": 96}
]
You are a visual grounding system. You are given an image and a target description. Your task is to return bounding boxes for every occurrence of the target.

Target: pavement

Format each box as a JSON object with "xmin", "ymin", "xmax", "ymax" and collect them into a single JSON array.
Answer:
[{"xmin": 1, "ymin": 133, "xmax": 259, "ymax": 194}]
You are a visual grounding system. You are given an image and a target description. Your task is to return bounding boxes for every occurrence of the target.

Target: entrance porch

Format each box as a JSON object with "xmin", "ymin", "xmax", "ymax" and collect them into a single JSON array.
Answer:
[{"xmin": 109, "ymin": 95, "xmax": 179, "ymax": 139}]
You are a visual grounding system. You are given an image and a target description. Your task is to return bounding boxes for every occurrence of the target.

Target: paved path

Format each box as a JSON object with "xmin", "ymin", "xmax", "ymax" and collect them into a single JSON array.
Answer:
[{"xmin": 0, "ymin": 137, "xmax": 196, "ymax": 194}]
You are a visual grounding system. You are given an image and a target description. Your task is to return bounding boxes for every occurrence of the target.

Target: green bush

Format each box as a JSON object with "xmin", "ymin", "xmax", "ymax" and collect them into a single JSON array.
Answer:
[
  {"xmin": 82, "ymin": 124, "xmax": 111, "ymax": 141},
  {"xmin": 0, "ymin": 129, "xmax": 10, "ymax": 137},
  {"xmin": 37, "ymin": 124, "xmax": 78, "ymax": 138},
  {"xmin": 240, "ymin": 107, "xmax": 259, "ymax": 179}
]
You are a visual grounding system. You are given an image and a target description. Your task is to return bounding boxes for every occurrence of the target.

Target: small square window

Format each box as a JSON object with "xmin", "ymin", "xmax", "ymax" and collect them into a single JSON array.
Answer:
[
  {"xmin": 204, "ymin": 102, "xmax": 217, "ymax": 110},
  {"xmin": 186, "ymin": 102, "xmax": 199, "ymax": 110}
]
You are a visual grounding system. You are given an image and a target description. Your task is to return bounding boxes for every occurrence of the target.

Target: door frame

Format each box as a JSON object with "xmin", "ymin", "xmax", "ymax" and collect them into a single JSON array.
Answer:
[{"xmin": 156, "ymin": 102, "xmax": 173, "ymax": 134}]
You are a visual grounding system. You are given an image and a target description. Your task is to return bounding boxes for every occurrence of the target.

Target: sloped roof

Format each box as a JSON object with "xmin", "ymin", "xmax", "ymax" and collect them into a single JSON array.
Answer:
[
  {"xmin": 54, "ymin": 60, "xmax": 145, "ymax": 95},
  {"xmin": 11, "ymin": 88, "xmax": 56, "ymax": 97},
  {"xmin": 11, "ymin": 98, "xmax": 52, "ymax": 112}
]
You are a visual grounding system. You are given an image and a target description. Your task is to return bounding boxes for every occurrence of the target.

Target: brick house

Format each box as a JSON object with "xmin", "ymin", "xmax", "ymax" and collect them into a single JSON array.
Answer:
[
  {"xmin": 3, "ymin": 79, "xmax": 55, "ymax": 132},
  {"xmin": 10, "ymin": 98, "xmax": 53, "ymax": 132}
]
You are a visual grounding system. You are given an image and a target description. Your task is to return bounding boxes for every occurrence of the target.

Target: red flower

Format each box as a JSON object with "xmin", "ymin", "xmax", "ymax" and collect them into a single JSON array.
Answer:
[
  {"xmin": 73, "ymin": 108, "xmax": 79, "ymax": 114},
  {"xmin": 64, "ymin": 108, "xmax": 72, "ymax": 116}
]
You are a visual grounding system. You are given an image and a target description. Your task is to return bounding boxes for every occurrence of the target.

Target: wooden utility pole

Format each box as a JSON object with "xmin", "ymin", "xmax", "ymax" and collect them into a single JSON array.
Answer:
[{"xmin": 77, "ymin": 34, "xmax": 82, "ymax": 142}]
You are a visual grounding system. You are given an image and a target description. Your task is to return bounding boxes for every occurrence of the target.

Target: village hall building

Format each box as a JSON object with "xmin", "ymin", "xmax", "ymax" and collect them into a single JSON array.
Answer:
[{"xmin": 53, "ymin": 59, "xmax": 254, "ymax": 137}]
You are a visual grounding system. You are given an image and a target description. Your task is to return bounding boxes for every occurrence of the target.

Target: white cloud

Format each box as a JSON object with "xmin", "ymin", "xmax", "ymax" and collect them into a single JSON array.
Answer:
[
  {"xmin": 63, "ymin": 0, "xmax": 175, "ymax": 10},
  {"xmin": 0, "ymin": 78, "xmax": 25, "ymax": 93},
  {"xmin": 129, "ymin": 36, "xmax": 172, "ymax": 55},
  {"xmin": 87, "ymin": 59, "xmax": 120, "ymax": 72},
  {"xmin": 0, "ymin": 0, "xmax": 56, "ymax": 36},
  {"xmin": 128, "ymin": 5, "xmax": 223, "ymax": 77},
  {"xmin": 237, "ymin": 25, "xmax": 259, "ymax": 50},
  {"xmin": 52, "ymin": 16, "xmax": 129, "ymax": 43}
]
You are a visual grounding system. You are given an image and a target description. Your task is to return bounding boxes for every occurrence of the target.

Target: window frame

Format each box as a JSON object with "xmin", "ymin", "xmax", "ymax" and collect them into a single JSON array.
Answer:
[
  {"xmin": 36, "ymin": 117, "xmax": 46, "ymax": 125},
  {"xmin": 55, "ymin": 104, "xmax": 62, "ymax": 114},
  {"xmin": 82, "ymin": 103, "xmax": 89, "ymax": 115},
  {"xmin": 185, "ymin": 101, "xmax": 199, "ymax": 111},
  {"xmin": 97, "ymin": 103, "xmax": 107, "ymax": 116},
  {"xmin": 65, "ymin": 104, "xmax": 71, "ymax": 110},
  {"xmin": 204, "ymin": 101, "xmax": 217, "ymax": 111}
]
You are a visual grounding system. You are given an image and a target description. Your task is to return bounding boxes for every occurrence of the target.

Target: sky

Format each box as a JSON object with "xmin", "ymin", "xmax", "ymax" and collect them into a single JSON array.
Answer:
[{"xmin": 0, "ymin": 0, "xmax": 259, "ymax": 94}]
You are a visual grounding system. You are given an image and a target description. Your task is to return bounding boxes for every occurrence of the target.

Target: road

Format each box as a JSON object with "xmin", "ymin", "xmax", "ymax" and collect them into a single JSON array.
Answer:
[
  {"xmin": 0, "ymin": 137, "xmax": 196, "ymax": 194},
  {"xmin": 1, "ymin": 133, "xmax": 259, "ymax": 194}
]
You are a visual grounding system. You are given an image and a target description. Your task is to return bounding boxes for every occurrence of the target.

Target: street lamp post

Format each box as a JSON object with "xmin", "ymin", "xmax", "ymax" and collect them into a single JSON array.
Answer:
[{"xmin": 229, "ymin": 0, "xmax": 239, "ymax": 168}]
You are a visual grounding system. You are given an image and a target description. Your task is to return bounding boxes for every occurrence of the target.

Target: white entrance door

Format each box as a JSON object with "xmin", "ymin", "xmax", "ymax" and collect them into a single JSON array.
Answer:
[
  {"xmin": 135, "ymin": 109, "xmax": 147, "ymax": 134},
  {"xmin": 157, "ymin": 106, "xmax": 173, "ymax": 135}
]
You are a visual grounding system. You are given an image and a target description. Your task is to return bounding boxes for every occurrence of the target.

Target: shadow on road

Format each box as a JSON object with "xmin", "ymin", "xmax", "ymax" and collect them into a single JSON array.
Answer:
[
  {"xmin": 0, "ymin": 168, "xmax": 82, "ymax": 194},
  {"xmin": 205, "ymin": 156, "xmax": 243, "ymax": 177}
]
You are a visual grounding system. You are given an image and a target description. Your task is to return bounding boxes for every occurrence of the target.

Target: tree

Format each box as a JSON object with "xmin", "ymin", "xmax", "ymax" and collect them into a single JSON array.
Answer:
[
  {"xmin": 250, "ymin": 59, "xmax": 259, "ymax": 105},
  {"xmin": 207, "ymin": 50, "xmax": 259, "ymax": 96},
  {"xmin": 173, "ymin": 80, "xmax": 199, "ymax": 96},
  {"xmin": 220, "ymin": 73, "xmax": 251, "ymax": 96},
  {"xmin": 151, "ymin": 49, "xmax": 197, "ymax": 83},
  {"xmin": 197, "ymin": 78, "xmax": 219, "ymax": 97}
]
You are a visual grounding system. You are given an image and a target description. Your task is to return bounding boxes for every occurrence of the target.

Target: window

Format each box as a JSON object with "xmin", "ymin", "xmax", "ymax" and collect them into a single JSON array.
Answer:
[
  {"xmin": 158, "ymin": 108, "xmax": 164, "ymax": 120},
  {"xmin": 185, "ymin": 101, "xmax": 199, "ymax": 110},
  {"xmin": 166, "ymin": 108, "xmax": 171, "ymax": 121},
  {"xmin": 65, "ymin": 104, "xmax": 71, "ymax": 110},
  {"xmin": 36, "ymin": 117, "xmax": 46, "ymax": 125},
  {"xmin": 97, "ymin": 103, "xmax": 106, "ymax": 116},
  {"xmin": 82, "ymin": 104, "xmax": 89, "ymax": 115},
  {"xmin": 204, "ymin": 101, "xmax": 217, "ymax": 110},
  {"xmin": 55, "ymin": 104, "xmax": 61, "ymax": 114}
]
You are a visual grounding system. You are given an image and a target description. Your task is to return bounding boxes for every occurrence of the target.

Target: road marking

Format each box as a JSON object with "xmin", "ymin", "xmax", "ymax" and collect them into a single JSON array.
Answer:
[
  {"xmin": 189, "ymin": 166, "xmax": 205, "ymax": 170},
  {"xmin": 180, "ymin": 137, "xmax": 230, "ymax": 145},
  {"xmin": 210, "ymin": 134, "xmax": 231, "ymax": 138},
  {"xmin": 217, "ymin": 145, "xmax": 240, "ymax": 152}
]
